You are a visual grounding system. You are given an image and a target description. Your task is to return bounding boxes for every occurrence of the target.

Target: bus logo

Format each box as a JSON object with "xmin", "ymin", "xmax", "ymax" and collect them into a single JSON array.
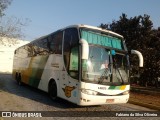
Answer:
[{"xmin": 62, "ymin": 86, "xmax": 76, "ymax": 98}]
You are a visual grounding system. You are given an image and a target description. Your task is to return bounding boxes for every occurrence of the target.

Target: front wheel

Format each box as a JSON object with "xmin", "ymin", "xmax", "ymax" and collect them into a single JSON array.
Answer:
[{"xmin": 49, "ymin": 81, "xmax": 57, "ymax": 100}]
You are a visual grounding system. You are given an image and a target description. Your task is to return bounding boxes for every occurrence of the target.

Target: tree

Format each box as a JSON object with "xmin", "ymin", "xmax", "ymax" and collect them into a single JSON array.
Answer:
[
  {"xmin": 100, "ymin": 13, "xmax": 160, "ymax": 87},
  {"xmin": 0, "ymin": 0, "xmax": 12, "ymax": 17},
  {"xmin": 142, "ymin": 28, "xmax": 160, "ymax": 87},
  {"xmin": 0, "ymin": 0, "xmax": 29, "ymax": 45},
  {"xmin": 0, "ymin": 16, "xmax": 29, "ymax": 45}
]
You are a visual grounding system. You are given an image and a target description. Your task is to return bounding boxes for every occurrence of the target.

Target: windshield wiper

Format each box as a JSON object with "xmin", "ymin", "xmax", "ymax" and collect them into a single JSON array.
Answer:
[
  {"xmin": 117, "ymin": 68, "xmax": 124, "ymax": 84},
  {"xmin": 114, "ymin": 63, "xmax": 124, "ymax": 84},
  {"xmin": 98, "ymin": 68, "xmax": 108, "ymax": 84},
  {"xmin": 98, "ymin": 65, "xmax": 111, "ymax": 84}
]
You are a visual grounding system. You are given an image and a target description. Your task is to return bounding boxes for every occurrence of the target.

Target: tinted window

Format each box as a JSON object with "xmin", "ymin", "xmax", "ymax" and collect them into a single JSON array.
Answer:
[
  {"xmin": 48, "ymin": 31, "xmax": 63, "ymax": 54},
  {"xmin": 63, "ymin": 28, "xmax": 79, "ymax": 78},
  {"xmin": 15, "ymin": 31, "xmax": 63, "ymax": 57},
  {"xmin": 31, "ymin": 38, "xmax": 49, "ymax": 56}
]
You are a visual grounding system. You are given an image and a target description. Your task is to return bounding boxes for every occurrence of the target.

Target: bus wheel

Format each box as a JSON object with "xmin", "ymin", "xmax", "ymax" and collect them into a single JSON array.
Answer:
[
  {"xmin": 15, "ymin": 73, "xmax": 18, "ymax": 81},
  {"xmin": 17, "ymin": 74, "xmax": 22, "ymax": 86},
  {"xmin": 49, "ymin": 81, "xmax": 57, "ymax": 100}
]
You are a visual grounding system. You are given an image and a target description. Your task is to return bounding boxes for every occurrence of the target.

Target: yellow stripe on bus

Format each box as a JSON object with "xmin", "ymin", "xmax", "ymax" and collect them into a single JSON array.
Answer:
[{"xmin": 120, "ymin": 85, "xmax": 126, "ymax": 90}]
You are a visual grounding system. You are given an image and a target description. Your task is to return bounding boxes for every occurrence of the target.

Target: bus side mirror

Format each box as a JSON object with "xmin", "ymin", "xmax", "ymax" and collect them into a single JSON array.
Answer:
[
  {"xmin": 129, "ymin": 50, "xmax": 143, "ymax": 67},
  {"xmin": 79, "ymin": 39, "xmax": 89, "ymax": 60}
]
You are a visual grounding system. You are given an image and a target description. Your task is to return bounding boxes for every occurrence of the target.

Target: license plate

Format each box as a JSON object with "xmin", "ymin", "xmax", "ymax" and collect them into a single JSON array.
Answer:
[{"xmin": 106, "ymin": 99, "xmax": 114, "ymax": 103}]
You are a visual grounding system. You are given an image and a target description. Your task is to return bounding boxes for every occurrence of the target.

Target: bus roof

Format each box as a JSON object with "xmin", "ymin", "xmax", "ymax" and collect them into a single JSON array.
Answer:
[
  {"xmin": 63, "ymin": 24, "xmax": 124, "ymax": 39},
  {"xmin": 27, "ymin": 24, "xmax": 124, "ymax": 45},
  {"xmin": 16, "ymin": 24, "xmax": 124, "ymax": 50}
]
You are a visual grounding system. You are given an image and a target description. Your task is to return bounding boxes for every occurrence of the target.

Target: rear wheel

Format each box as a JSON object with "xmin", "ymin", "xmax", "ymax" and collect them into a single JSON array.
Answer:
[
  {"xmin": 16, "ymin": 73, "xmax": 22, "ymax": 86},
  {"xmin": 49, "ymin": 81, "xmax": 57, "ymax": 100}
]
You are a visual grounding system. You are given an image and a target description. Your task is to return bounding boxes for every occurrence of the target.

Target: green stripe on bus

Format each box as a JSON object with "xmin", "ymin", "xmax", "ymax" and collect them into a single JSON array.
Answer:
[
  {"xmin": 29, "ymin": 55, "xmax": 49, "ymax": 88},
  {"xmin": 108, "ymin": 85, "xmax": 126, "ymax": 90},
  {"xmin": 108, "ymin": 86, "xmax": 116, "ymax": 89},
  {"xmin": 115, "ymin": 86, "xmax": 121, "ymax": 89}
]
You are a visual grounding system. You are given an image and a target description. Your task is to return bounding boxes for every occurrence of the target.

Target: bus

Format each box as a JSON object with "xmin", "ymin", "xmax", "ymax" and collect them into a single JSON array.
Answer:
[{"xmin": 12, "ymin": 24, "xmax": 143, "ymax": 106}]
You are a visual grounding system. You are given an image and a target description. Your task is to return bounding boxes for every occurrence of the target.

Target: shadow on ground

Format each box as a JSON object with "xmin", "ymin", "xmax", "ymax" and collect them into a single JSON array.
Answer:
[{"xmin": 0, "ymin": 73, "xmax": 100, "ymax": 110}]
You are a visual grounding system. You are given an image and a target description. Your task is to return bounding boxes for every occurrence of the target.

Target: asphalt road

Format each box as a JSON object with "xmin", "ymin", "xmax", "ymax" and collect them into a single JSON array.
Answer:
[{"xmin": 0, "ymin": 74, "xmax": 159, "ymax": 120}]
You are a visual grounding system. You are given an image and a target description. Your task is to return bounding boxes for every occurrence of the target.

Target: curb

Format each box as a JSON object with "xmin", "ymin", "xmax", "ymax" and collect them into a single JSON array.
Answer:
[{"xmin": 128, "ymin": 99, "xmax": 160, "ymax": 111}]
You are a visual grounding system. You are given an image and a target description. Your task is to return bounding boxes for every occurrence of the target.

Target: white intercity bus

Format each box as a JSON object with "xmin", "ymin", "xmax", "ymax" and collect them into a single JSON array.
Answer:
[{"xmin": 12, "ymin": 24, "xmax": 143, "ymax": 106}]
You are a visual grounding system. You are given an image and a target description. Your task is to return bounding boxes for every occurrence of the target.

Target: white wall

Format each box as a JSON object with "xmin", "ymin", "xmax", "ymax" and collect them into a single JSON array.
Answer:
[{"xmin": 0, "ymin": 38, "xmax": 29, "ymax": 73}]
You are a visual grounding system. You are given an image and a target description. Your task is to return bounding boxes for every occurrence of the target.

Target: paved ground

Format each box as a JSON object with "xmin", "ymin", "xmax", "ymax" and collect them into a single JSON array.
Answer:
[
  {"xmin": 0, "ymin": 74, "xmax": 159, "ymax": 120},
  {"xmin": 129, "ymin": 91, "xmax": 160, "ymax": 110}
]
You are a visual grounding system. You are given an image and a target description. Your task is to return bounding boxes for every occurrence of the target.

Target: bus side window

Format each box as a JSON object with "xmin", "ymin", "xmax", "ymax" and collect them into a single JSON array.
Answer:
[
  {"xmin": 69, "ymin": 46, "xmax": 79, "ymax": 79},
  {"xmin": 49, "ymin": 31, "xmax": 63, "ymax": 54},
  {"xmin": 27, "ymin": 44, "xmax": 33, "ymax": 57},
  {"xmin": 63, "ymin": 28, "xmax": 79, "ymax": 79},
  {"xmin": 38, "ymin": 38, "xmax": 49, "ymax": 55},
  {"xmin": 31, "ymin": 39, "xmax": 49, "ymax": 56}
]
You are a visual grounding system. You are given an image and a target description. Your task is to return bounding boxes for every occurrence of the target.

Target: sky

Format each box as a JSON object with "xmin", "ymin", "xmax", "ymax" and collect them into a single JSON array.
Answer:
[{"xmin": 5, "ymin": 0, "xmax": 160, "ymax": 41}]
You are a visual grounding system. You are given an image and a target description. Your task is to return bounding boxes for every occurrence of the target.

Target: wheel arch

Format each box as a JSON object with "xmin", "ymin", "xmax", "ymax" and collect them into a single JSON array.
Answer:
[
  {"xmin": 48, "ymin": 78, "xmax": 59, "ymax": 93},
  {"xmin": 48, "ymin": 78, "xmax": 59, "ymax": 100}
]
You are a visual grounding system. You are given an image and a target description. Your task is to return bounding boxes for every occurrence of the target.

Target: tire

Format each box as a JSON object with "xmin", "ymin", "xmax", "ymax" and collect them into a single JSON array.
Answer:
[
  {"xmin": 49, "ymin": 81, "xmax": 57, "ymax": 100},
  {"xmin": 17, "ymin": 73, "xmax": 22, "ymax": 86},
  {"xmin": 15, "ymin": 73, "xmax": 18, "ymax": 81}
]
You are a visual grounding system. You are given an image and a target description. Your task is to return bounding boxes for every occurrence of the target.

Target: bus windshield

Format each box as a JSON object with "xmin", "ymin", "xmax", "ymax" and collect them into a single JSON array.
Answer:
[
  {"xmin": 80, "ymin": 28, "xmax": 129, "ymax": 85},
  {"xmin": 112, "ymin": 53, "xmax": 129, "ymax": 84},
  {"xmin": 81, "ymin": 46, "xmax": 129, "ymax": 85}
]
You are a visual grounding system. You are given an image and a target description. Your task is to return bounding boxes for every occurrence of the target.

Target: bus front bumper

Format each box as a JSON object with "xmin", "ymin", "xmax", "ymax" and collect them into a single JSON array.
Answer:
[{"xmin": 78, "ymin": 93, "xmax": 129, "ymax": 106}]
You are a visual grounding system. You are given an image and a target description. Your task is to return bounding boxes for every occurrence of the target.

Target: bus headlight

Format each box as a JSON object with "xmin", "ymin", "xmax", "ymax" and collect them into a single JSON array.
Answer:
[
  {"xmin": 81, "ymin": 89, "xmax": 98, "ymax": 95},
  {"xmin": 122, "ymin": 90, "xmax": 129, "ymax": 95}
]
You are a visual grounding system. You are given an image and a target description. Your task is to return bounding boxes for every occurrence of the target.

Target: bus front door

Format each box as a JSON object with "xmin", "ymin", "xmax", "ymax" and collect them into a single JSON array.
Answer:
[{"xmin": 60, "ymin": 71, "xmax": 79, "ymax": 104}]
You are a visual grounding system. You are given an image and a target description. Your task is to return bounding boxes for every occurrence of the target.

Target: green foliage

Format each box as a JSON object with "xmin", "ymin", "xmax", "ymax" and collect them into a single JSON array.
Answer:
[{"xmin": 100, "ymin": 13, "xmax": 160, "ymax": 87}]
